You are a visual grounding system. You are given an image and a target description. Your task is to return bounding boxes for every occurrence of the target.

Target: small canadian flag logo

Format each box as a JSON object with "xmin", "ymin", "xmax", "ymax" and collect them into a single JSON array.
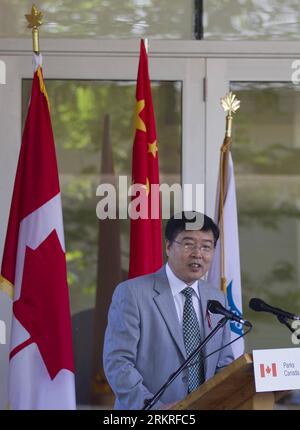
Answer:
[{"xmin": 260, "ymin": 363, "xmax": 277, "ymax": 378}]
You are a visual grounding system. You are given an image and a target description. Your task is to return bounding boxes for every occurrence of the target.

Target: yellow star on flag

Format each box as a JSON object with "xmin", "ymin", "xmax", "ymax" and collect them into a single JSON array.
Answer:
[
  {"xmin": 148, "ymin": 140, "xmax": 158, "ymax": 158},
  {"xmin": 134, "ymin": 99, "xmax": 146, "ymax": 132}
]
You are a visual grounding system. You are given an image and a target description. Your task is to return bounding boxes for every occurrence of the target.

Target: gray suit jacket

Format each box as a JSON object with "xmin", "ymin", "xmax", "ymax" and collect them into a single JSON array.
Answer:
[{"xmin": 103, "ymin": 265, "xmax": 234, "ymax": 410}]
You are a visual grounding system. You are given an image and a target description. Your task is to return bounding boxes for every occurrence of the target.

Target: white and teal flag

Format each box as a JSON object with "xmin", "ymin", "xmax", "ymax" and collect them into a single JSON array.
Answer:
[{"xmin": 208, "ymin": 153, "xmax": 244, "ymax": 358}]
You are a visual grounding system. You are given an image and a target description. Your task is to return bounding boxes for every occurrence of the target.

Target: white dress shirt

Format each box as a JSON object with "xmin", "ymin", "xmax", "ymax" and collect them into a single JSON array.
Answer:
[{"xmin": 166, "ymin": 263, "xmax": 201, "ymax": 325}]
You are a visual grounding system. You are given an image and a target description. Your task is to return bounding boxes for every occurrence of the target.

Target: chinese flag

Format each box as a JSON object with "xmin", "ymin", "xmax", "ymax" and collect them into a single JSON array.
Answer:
[
  {"xmin": 128, "ymin": 39, "xmax": 163, "ymax": 279},
  {"xmin": 0, "ymin": 54, "xmax": 75, "ymax": 409}
]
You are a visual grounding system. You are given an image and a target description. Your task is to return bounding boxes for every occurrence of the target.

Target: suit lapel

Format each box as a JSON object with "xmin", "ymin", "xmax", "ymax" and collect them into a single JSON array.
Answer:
[
  {"xmin": 153, "ymin": 267, "xmax": 187, "ymax": 359},
  {"xmin": 198, "ymin": 280, "xmax": 213, "ymax": 378},
  {"xmin": 198, "ymin": 280, "xmax": 211, "ymax": 341}
]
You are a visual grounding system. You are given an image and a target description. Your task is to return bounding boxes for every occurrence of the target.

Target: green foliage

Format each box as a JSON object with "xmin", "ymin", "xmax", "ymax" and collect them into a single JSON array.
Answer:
[{"xmin": 242, "ymin": 260, "xmax": 300, "ymax": 323}]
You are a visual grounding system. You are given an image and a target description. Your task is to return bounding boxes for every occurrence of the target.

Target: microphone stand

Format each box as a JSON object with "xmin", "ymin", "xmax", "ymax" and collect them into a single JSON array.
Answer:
[{"xmin": 143, "ymin": 316, "xmax": 228, "ymax": 410}]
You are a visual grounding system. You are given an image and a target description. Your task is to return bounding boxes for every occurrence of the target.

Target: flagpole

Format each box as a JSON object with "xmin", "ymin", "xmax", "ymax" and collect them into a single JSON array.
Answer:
[
  {"xmin": 0, "ymin": 5, "xmax": 44, "ymax": 300},
  {"xmin": 219, "ymin": 92, "xmax": 240, "ymax": 293},
  {"xmin": 25, "ymin": 4, "xmax": 43, "ymax": 54},
  {"xmin": 3, "ymin": 4, "xmax": 76, "ymax": 410}
]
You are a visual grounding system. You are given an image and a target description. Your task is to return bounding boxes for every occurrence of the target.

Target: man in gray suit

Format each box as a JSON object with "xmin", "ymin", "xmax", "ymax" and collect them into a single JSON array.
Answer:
[{"xmin": 103, "ymin": 212, "xmax": 234, "ymax": 410}]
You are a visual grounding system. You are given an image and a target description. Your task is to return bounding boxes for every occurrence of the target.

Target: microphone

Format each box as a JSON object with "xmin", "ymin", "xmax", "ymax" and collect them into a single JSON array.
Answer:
[
  {"xmin": 249, "ymin": 298, "xmax": 300, "ymax": 321},
  {"xmin": 207, "ymin": 300, "xmax": 252, "ymax": 328}
]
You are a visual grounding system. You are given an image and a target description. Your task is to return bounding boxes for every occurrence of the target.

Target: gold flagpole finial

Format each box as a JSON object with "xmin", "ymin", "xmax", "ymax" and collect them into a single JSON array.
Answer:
[
  {"xmin": 221, "ymin": 92, "xmax": 240, "ymax": 138},
  {"xmin": 25, "ymin": 4, "xmax": 43, "ymax": 54}
]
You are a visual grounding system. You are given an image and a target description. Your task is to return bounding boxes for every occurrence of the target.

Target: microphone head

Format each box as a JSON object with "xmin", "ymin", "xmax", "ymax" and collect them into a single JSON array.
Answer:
[
  {"xmin": 249, "ymin": 298, "xmax": 266, "ymax": 312},
  {"xmin": 249, "ymin": 297, "xmax": 300, "ymax": 321},
  {"xmin": 207, "ymin": 300, "xmax": 223, "ymax": 314}
]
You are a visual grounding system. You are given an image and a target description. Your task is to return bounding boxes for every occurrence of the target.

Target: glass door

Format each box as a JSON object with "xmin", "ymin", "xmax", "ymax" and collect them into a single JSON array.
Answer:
[{"xmin": 206, "ymin": 58, "xmax": 300, "ymax": 353}]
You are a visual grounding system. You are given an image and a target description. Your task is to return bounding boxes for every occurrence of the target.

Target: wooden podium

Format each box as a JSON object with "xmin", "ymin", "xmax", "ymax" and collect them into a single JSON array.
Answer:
[{"xmin": 171, "ymin": 353, "xmax": 288, "ymax": 410}]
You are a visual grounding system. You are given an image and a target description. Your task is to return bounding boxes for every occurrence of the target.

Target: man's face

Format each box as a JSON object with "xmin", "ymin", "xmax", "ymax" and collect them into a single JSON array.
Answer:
[{"xmin": 166, "ymin": 229, "xmax": 215, "ymax": 285}]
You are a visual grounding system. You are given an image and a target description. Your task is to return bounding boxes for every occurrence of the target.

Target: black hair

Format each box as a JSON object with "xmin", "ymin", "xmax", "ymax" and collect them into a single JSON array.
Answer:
[{"xmin": 165, "ymin": 211, "xmax": 219, "ymax": 246}]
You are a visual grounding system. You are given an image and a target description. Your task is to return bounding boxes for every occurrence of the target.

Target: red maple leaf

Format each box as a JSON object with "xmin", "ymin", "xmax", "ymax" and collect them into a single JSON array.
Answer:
[{"xmin": 11, "ymin": 229, "xmax": 74, "ymax": 379}]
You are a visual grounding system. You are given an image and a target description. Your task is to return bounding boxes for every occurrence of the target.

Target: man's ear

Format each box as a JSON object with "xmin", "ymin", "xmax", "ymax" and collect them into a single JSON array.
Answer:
[{"xmin": 165, "ymin": 240, "xmax": 171, "ymax": 257}]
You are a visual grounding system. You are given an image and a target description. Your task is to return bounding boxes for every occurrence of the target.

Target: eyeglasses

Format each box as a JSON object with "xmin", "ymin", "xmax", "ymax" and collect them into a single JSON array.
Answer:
[{"xmin": 172, "ymin": 240, "xmax": 214, "ymax": 255}]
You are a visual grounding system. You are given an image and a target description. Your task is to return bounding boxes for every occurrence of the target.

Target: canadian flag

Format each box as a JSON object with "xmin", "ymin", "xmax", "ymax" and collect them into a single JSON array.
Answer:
[
  {"xmin": 260, "ymin": 363, "xmax": 277, "ymax": 378},
  {"xmin": 0, "ymin": 54, "xmax": 76, "ymax": 409}
]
